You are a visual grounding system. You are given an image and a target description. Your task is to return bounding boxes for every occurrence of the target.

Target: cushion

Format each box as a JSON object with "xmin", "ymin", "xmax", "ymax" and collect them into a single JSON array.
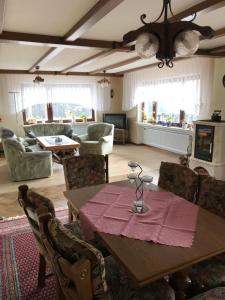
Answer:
[
  {"xmin": 158, "ymin": 162, "xmax": 199, "ymax": 202},
  {"xmin": 65, "ymin": 128, "xmax": 73, "ymax": 139},
  {"xmin": 27, "ymin": 130, "xmax": 36, "ymax": 138},
  {"xmin": 197, "ymin": 176, "xmax": 225, "ymax": 218},
  {"xmin": 189, "ymin": 287, "xmax": 225, "ymax": 300},
  {"xmin": 17, "ymin": 137, "xmax": 30, "ymax": 147},
  {"xmin": 25, "ymin": 144, "xmax": 43, "ymax": 152},
  {"xmin": 47, "ymin": 217, "xmax": 107, "ymax": 298},
  {"xmin": 1, "ymin": 127, "xmax": 14, "ymax": 138},
  {"xmin": 105, "ymin": 256, "xmax": 175, "ymax": 300}
]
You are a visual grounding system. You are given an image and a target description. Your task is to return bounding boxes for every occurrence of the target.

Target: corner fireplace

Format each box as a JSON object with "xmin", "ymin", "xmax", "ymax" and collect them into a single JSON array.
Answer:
[
  {"xmin": 194, "ymin": 124, "xmax": 214, "ymax": 162},
  {"xmin": 190, "ymin": 120, "xmax": 225, "ymax": 180}
]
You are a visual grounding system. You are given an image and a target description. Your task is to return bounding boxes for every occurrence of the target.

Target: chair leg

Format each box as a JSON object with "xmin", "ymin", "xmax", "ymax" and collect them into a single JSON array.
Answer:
[
  {"xmin": 38, "ymin": 254, "xmax": 46, "ymax": 287},
  {"xmin": 105, "ymin": 155, "xmax": 109, "ymax": 183},
  {"xmin": 68, "ymin": 206, "xmax": 74, "ymax": 223}
]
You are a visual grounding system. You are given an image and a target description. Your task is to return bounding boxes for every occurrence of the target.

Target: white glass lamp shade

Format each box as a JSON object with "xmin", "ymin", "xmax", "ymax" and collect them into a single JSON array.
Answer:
[
  {"xmin": 135, "ymin": 33, "xmax": 159, "ymax": 59},
  {"xmin": 174, "ymin": 30, "xmax": 200, "ymax": 56}
]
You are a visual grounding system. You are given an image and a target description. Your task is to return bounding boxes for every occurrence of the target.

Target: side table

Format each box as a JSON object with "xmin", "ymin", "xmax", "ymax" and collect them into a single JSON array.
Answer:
[{"xmin": 114, "ymin": 129, "xmax": 128, "ymax": 144}]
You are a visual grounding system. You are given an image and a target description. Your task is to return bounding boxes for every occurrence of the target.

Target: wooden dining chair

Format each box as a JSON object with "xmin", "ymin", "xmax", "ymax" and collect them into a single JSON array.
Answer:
[
  {"xmin": 38, "ymin": 211, "xmax": 176, "ymax": 300},
  {"xmin": 188, "ymin": 176, "xmax": 225, "ymax": 295},
  {"xmin": 63, "ymin": 154, "xmax": 108, "ymax": 222},
  {"xmin": 188, "ymin": 287, "xmax": 225, "ymax": 299},
  {"xmin": 18, "ymin": 185, "xmax": 84, "ymax": 288},
  {"xmin": 158, "ymin": 161, "xmax": 199, "ymax": 202},
  {"xmin": 18, "ymin": 184, "xmax": 55, "ymax": 287}
]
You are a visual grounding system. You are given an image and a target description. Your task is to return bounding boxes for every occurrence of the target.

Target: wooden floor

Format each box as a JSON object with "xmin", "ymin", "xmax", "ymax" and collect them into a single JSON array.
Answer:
[{"xmin": 0, "ymin": 144, "xmax": 179, "ymax": 218}]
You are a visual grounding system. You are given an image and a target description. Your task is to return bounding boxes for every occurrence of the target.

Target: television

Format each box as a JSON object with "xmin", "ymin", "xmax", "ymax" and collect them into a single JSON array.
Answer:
[{"xmin": 103, "ymin": 113, "xmax": 127, "ymax": 129}]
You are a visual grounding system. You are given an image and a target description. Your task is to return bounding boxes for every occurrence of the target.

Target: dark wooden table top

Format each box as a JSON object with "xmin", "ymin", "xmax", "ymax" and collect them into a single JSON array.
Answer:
[{"xmin": 64, "ymin": 180, "xmax": 225, "ymax": 288}]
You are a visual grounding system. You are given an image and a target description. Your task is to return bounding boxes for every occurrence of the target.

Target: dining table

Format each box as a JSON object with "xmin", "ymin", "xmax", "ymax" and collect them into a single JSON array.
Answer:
[{"xmin": 64, "ymin": 180, "xmax": 225, "ymax": 300}]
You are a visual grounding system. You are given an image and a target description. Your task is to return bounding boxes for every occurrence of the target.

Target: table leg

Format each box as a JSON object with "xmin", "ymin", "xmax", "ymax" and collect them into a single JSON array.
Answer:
[{"xmin": 169, "ymin": 268, "xmax": 191, "ymax": 300}]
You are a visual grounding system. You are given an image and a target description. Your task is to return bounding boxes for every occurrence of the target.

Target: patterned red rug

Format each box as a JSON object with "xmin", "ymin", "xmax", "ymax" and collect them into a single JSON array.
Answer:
[{"xmin": 0, "ymin": 209, "xmax": 68, "ymax": 300}]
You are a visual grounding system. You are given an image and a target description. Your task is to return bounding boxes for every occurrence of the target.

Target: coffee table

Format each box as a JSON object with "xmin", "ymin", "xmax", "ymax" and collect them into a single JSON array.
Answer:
[{"xmin": 37, "ymin": 135, "xmax": 80, "ymax": 163}]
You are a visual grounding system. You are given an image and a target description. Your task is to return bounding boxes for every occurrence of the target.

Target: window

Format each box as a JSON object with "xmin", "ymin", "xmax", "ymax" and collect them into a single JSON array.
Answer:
[
  {"xmin": 138, "ymin": 74, "xmax": 200, "ymax": 124},
  {"xmin": 21, "ymin": 84, "xmax": 95, "ymax": 123}
]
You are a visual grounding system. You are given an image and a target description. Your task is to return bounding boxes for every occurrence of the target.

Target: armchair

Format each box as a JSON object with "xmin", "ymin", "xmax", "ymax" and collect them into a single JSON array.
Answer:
[
  {"xmin": 76, "ymin": 123, "xmax": 114, "ymax": 156},
  {"xmin": 3, "ymin": 137, "xmax": 52, "ymax": 181}
]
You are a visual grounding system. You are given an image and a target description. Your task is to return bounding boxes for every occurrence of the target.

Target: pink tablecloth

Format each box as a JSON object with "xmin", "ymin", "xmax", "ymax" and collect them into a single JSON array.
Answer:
[{"xmin": 79, "ymin": 185, "xmax": 199, "ymax": 248}]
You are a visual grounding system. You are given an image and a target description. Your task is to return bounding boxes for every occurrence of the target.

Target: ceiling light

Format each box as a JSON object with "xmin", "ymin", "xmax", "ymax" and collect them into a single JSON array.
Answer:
[
  {"xmin": 98, "ymin": 70, "xmax": 111, "ymax": 88},
  {"xmin": 123, "ymin": 0, "xmax": 214, "ymax": 68},
  {"xmin": 33, "ymin": 66, "xmax": 44, "ymax": 84}
]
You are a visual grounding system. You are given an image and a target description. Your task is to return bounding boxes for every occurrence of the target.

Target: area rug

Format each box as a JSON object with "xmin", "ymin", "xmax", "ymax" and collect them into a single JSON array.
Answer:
[{"xmin": 0, "ymin": 208, "xmax": 68, "ymax": 300}]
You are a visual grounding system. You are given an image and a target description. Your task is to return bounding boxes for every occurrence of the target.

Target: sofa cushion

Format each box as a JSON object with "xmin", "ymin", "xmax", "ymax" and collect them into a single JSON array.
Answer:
[
  {"xmin": 1, "ymin": 127, "xmax": 15, "ymax": 138},
  {"xmin": 4, "ymin": 138, "xmax": 26, "ymax": 153},
  {"xmin": 26, "ymin": 144, "xmax": 43, "ymax": 152},
  {"xmin": 65, "ymin": 128, "xmax": 73, "ymax": 138},
  {"xmin": 26, "ymin": 130, "xmax": 36, "ymax": 138},
  {"xmin": 17, "ymin": 137, "xmax": 30, "ymax": 147}
]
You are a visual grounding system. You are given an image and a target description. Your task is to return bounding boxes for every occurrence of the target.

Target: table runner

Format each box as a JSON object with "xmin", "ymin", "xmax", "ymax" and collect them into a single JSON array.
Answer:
[{"xmin": 79, "ymin": 185, "xmax": 199, "ymax": 247}]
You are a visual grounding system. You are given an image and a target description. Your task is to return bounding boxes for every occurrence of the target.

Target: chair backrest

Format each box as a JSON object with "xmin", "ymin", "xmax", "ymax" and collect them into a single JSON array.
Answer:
[
  {"xmin": 87, "ymin": 123, "xmax": 114, "ymax": 141},
  {"xmin": 2, "ymin": 137, "xmax": 26, "ymax": 166},
  {"xmin": 38, "ymin": 212, "xmax": 108, "ymax": 300},
  {"xmin": 197, "ymin": 176, "xmax": 225, "ymax": 218},
  {"xmin": 158, "ymin": 161, "xmax": 199, "ymax": 202},
  {"xmin": 63, "ymin": 154, "xmax": 107, "ymax": 190},
  {"xmin": 18, "ymin": 185, "xmax": 55, "ymax": 256}
]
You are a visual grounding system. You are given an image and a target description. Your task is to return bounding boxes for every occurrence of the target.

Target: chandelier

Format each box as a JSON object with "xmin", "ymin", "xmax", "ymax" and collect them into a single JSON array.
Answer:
[
  {"xmin": 33, "ymin": 66, "xmax": 44, "ymax": 84},
  {"xmin": 98, "ymin": 70, "xmax": 111, "ymax": 88},
  {"xmin": 123, "ymin": 0, "xmax": 214, "ymax": 68}
]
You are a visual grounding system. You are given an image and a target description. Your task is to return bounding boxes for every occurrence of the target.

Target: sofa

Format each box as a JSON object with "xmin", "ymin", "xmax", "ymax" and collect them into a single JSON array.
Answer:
[
  {"xmin": 23, "ymin": 123, "xmax": 77, "ymax": 141},
  {"xmin": 2, "ymin": 136, "xmax": 52, "ymax": 181},
  {"xmin": 75, "ymin": 123, "xmax": 114, "ymax": 156}
]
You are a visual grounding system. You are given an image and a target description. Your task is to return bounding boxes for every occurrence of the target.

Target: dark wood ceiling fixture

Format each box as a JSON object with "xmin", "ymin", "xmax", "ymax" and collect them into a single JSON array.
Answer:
[
  {"xmin": 0, "ymin": 0, "xmax": 6, "ymax": 34},
  {"xmin": 28, "ymin": 0, "xmax": 125, "ymax": 72},
  {"xmin": 89, "ymin": 56, "xmax": 141, "ymax": 74},
  {"xmin": 123, "ymin": 0, "xmax": 214, "ymax": 68}
]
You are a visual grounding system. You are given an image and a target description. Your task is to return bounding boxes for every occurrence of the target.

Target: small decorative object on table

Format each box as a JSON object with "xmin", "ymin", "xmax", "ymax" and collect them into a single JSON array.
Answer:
[
  {"xmin": 211, "ymin": 110, "xmax": 221, "ymax": 122},
  {"xmin": 127, "ymin": 161, "xmax": 153, "ymax": 214},
  {"xmin": 55, "ymin": 136, "xmax": 62, "ymax": 143}
]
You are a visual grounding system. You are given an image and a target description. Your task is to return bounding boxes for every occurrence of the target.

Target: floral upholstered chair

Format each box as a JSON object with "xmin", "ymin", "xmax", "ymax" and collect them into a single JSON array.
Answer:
[
  {"xmin": 76, "ymin": 123, "xmax": 114, "ymax": 157},
  {"xmin": 158, "ymin": 161, "xmax": 199, "ymax": 202},
  {"xmin": 188, "ymin": 287, "xmax": 225, "ymax": 299},
  {"xmin": 18, "ymin": 185, "xmax": 84, "ymax": 287},
  {"xmin": 63, "ymin": 154, "xmax": 107, "ymax": 222},
  {"xmin": 188, "ymin": 176, "xmax": 225, "ymax": 294},
  {"xmin": 38, "ymin": 212, "xmax": 175, "ymax": 300}
]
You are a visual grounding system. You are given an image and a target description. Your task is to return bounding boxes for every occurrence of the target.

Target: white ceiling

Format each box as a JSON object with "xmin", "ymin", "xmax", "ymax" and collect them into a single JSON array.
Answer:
[{"xmin": 0, "ymin": 0, "xmax": 224, "ymax": 74}]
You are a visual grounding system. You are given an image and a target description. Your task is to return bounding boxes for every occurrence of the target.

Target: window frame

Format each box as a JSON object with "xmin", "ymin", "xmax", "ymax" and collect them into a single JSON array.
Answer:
[{"xmin": 22, "ymin": 103, "xmax": 95, "ymax": 125}]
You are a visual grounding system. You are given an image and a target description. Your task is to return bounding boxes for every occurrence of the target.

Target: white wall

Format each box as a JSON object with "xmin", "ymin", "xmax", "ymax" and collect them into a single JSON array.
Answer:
[
  {"xmin": 212, "ymin": 58, "xmax": 225, "ymax": 118},
  {"xmin": 0, "ymin": 74, "xmax": 123, "ymax": 136}
]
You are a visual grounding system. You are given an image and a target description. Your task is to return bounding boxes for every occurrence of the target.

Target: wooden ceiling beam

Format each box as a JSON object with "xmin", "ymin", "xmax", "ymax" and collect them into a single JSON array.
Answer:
[
  {"xmin": 29, "ymin": 48, "xmax": 63, "ymax": 72},
  {"xmin": 0, "ymin": 69, "xmax": 123, "ymax": 77},
  {"xmin": 28, "ymin": 0, "xmax": 124, "ymax": 72},
  {"xmin": 170, "ymin": 0, "xmax": 225, "ymax": 21},
  {"xmin": 64, "ymin": 0, "xmax": 125, "ymax": 41},
  {"xmin": 0, "ymin": 0, "xmax": 6, "ymax": 34},
  {"xmin": 0, "ymin": 31, "xmax": 120, "ymax": 49},
  {"xmin": 209, "ymin": 45, "xmax": 225, "ymax": 53},
  {"xmin": 61, "ymin": 49, "xmax": 117, "ymax": 74},
  {"xmin": 89, "ymin": 56, "xmax": 141, "ymax": 74}
]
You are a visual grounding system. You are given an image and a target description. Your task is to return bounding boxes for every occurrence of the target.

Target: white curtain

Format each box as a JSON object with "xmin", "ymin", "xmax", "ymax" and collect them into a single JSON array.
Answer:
[
  {"xmin": 123, "ymin": 57, "xmax": 214, "ymax": 119},
  {"xmin": 21, "ymin": 83, "xmax": 95, "ymax": 109}
]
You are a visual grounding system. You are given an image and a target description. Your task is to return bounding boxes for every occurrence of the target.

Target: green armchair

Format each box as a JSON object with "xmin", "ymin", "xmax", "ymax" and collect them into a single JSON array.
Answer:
[
  {"xmin": 76, "ymin": 122, "xmax": 114, "ymax": 156},
  {"xmin": 2, "ymin": 137, "xmax": 52, "ymax": 181}
]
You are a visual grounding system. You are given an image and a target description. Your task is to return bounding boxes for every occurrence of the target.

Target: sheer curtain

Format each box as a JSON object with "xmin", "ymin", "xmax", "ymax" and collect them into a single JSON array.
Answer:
[{"xmin": 123, "ymin": 57, "xmax": 214, "ymax": 119}]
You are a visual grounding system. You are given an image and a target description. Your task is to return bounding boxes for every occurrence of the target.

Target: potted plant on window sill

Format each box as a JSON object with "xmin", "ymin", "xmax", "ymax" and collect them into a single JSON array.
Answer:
[
  {"xmin": 165, "ymin": 116, "xmax": 173, "ymax": 127},
  {"xmin": 80, "ymin": 113, "xmax": 87, "ymax": 123}
]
